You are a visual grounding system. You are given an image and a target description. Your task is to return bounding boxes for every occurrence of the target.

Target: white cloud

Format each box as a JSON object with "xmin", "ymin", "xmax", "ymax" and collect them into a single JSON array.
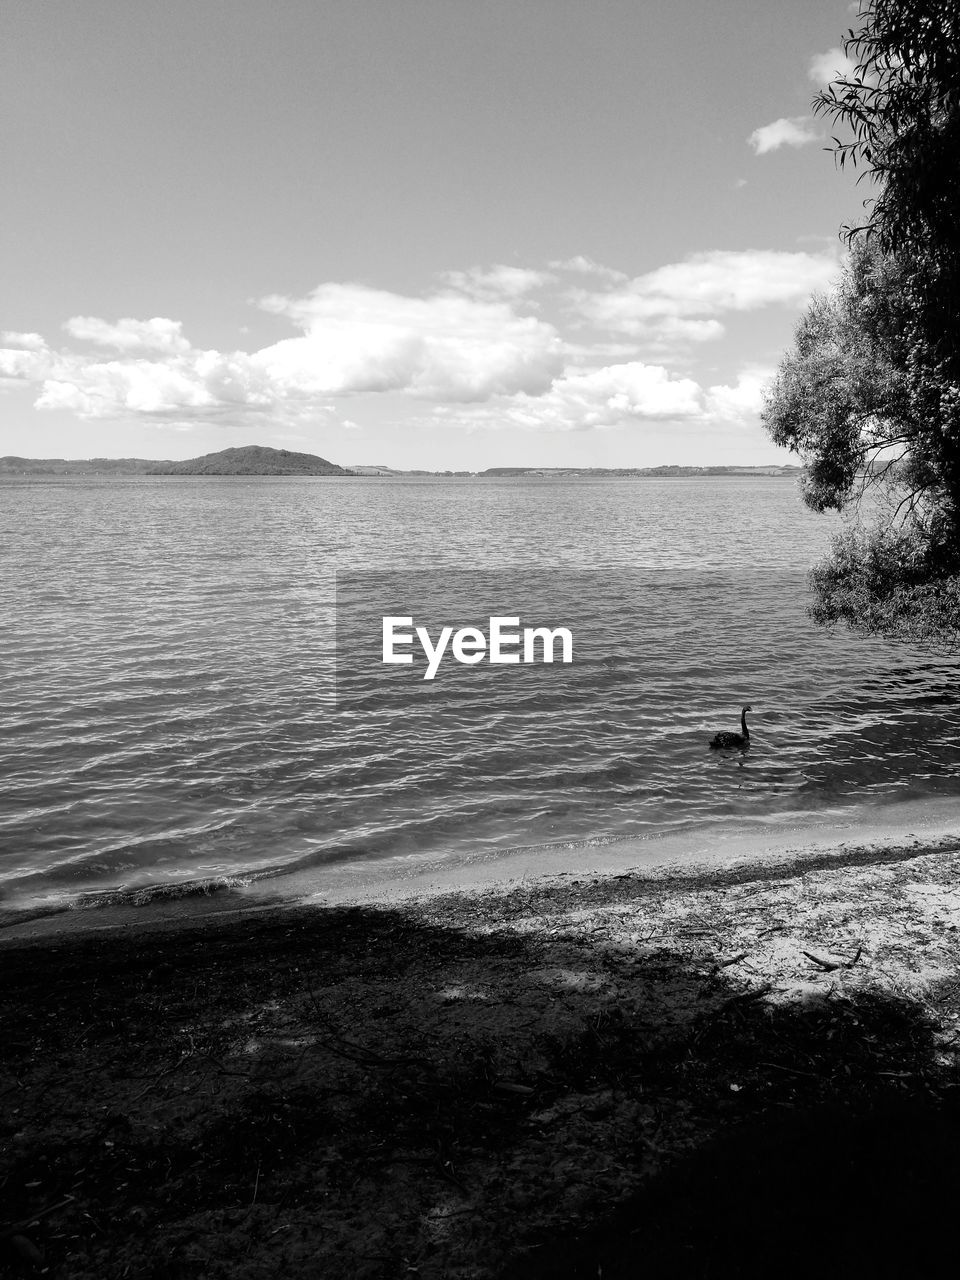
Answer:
[
  {"xmin": 441, "ymin": 264, "xmax": 555, "ymax": 300},
  {"xmin": 570, "ymin": 302, "xmax": 725, "ymax": 343},
  {"xmin": 653, "ymin": 316, "xmax": 726, "ymax": 342},
  {"xmin": 0, "ymin": 340, "xmax": 52, "ymax": 382},
  {"xmin": 1, "ymin": 335, "xmax": 51, "ymax": 393},
  {"xmin": 433, "ymin": 362, "xmax": 705, "ymax": 433},
  {"xmin": 2, "ymin": 332, "xmax": 296, "ymax": 421},
  {"xmin": 548, "ymin": 256, "xmax": 630, "ymax": 284},
  {"xmin": 1, "ymin": 285, "xmax": 564, "ymax": 420},
  {"xmin": 433, "ymin": 361, "xmax": 773, "ymax": 434},
  {"xmin": 704, "ymin": 367, "xmax": 773, "ymax": 422},
  {"xmin": 64, "ymin": 316, "xmax": 191, "ymax": 355},
  {"xmin": 748, "ymin": 116, "xmax": 820, "ymax": 154},
  {"xmin": 808, "ymin": 46, "xmax": 857, "ymax": 86},
  {"xmin": 36, "ymin": 359, "xmax": 225, "ymax": 417},
  {"xmin": 576, "ymin": 249, "xmax": 838, "ymax": 335},
  {"xmin": 256, "ymin": 284, "xmax": 563, "ymax": 402},
  {"xmin": 0, "ymin": 254, "xmax": 823, "ymax": 431},
  {"xmin": 1, "ymin": 331, "xmax": 47, "ymax": 351},
  {"xmin": 534, "ymin": 362, "xmax": 704, "ymax": 428}
]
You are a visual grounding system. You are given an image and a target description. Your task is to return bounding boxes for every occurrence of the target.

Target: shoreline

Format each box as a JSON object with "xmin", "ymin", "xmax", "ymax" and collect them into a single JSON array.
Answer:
[
  {"xmin": 3, "ymin": 814, "xmax": 960, "ymax": 1276},
  {"xmin": 5, "ymin": 793, "xmax": 960, "ymax": 945}
]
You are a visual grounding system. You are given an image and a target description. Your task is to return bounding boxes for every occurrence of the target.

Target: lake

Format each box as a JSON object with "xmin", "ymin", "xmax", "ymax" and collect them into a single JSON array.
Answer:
[{"xmin": 2, "ymin": 475, "xmax": 959, "ymax": 920}]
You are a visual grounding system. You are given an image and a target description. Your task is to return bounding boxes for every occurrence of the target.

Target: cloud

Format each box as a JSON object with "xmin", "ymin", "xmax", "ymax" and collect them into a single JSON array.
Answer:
[
  {"xmin": 704, "ymin": 366, "xmax": 773, "ymax": 422},
  {"xmin": 256, "ymin": 284, "xmax": 563, "ymax": 402},
  {"xmin": 536, "ymin": 362, "xmax": 704, "ymax": 427},
  {"xmin": 35, "ymin": 361, "xmax": 219, "ymax": 417},
  {"xmin": 33, "ymin": 350, "xmax": 278, "ymax": 418},
  {"xmin": 1, "ymin": 331, "xmax": 46, "ymax": 351},
  {"xmin": 1, "ymin": 285, "xmax": 564, "ymax": 419},
  {"xmin": 808, "ymin": 46, "xmax": 857, "ymax": 86},
  {"xmin": 1, "ymin": 327, "xmax": 298, "ymax": 421},
  {"xmin": 441, "ymin": 264, "xmax": 555, "ymax": 300},
  {"xmin": 433, "ymin": 361, "xmax": 773, "ymax": 434},
  {"xmin": 64, "ymin": 316, "xmax": 191, "ymax": 354},
  {"xmin": 570, "ymin": 305, "xmax": 725, "ymax": 344},
  {"xmin": 0, "ymin": 339, "xmax": 52, "ymax": 383},
  {"xmin": 433, "ymin": 361, "xmax": 704, "ymax": 433},
  {"xmin": 548, "ymin": 256, "xmax": 630, "ymax": 284},
  {"xmin": 748, "ymin": 116, "xmax": 820, "ymax": 154},
  {"xmin": 575, "ymin": 249, "xmax": 838, "ymax": 335},
  {"xmin": 0, "ymin": 254, "xmax": 816, "ymax": 430}
]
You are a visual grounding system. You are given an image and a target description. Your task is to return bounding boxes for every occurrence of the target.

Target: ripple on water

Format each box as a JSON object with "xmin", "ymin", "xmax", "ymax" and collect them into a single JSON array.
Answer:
[{"xmin": 2, "ymin": 475, "xmax": 959, "ymax": 913}]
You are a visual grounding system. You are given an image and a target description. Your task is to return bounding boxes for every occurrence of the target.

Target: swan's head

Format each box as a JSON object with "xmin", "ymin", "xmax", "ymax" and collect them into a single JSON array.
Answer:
[{"xmin": 742, "ymin": 704, "xmax": 753, "ymax": 713}]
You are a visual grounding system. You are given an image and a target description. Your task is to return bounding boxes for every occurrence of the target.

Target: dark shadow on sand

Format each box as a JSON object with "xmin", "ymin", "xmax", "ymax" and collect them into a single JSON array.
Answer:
[{"xmin": 1, "ymin": 899, "xmax": 958, "ymax": 1279}]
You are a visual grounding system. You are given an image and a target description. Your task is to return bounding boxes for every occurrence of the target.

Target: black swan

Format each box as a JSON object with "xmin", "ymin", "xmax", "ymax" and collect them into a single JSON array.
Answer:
[{"xmin": 709, "ymin": 704, "xmax": 752, "ymax": 749}]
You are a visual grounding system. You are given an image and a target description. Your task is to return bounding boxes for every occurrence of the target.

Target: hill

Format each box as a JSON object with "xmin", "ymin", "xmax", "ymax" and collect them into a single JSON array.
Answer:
[
  {"xmin": 0, "ymin": 446, "xmax": 349, "ymax": 476},
  {"xmin": 148, "ymin": 446, "xmax": 348, "ymax": 475}
]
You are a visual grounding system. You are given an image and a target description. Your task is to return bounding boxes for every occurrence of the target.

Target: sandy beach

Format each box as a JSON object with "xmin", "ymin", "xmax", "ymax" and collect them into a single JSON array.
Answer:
[{"xmin": 3, "ymin": 820, "xmax": 960, "ymax": 1279}]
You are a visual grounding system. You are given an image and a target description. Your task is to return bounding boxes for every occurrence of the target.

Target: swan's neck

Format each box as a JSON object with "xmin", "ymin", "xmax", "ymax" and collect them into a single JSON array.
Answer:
[{"xmin": 741, "ymin": 709, "xmax": 750, "ymax": 737}]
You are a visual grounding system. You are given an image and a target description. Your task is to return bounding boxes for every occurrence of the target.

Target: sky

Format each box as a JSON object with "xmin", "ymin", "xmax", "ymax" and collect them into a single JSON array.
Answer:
[{"xmin": 0, "ymin": 0, "xmax": 868, "ymax": 469}]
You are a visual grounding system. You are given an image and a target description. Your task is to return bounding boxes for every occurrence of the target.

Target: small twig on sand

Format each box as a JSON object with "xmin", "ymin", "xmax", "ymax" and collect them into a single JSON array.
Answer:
[
  {"xmin": 803, "ymin": 946, "xmax": 863, "ymax": 972},
  {"xmin": 759, "ymin": 1061, "xmax": 820, "ymax": 1079},
  {"xmin": 720, "ymin": 983, "xmax": 773, "ymax": 1008}
]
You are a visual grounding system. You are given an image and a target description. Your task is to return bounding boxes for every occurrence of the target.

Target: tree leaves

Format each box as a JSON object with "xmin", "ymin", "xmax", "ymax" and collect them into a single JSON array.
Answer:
[{"xmin": 764, "ymin": 2, "xmax": 960, "ymax": 646}]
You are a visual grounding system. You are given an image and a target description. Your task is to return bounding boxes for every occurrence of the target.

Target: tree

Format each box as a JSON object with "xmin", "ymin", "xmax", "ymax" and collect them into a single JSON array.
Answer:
[
  {"xmin": 763, "ymin": 0, "xmax": 960, "ymax": 646},
  {"xmin": 816, "ymin": 1, "xmax": 960, "ymax": 266}
]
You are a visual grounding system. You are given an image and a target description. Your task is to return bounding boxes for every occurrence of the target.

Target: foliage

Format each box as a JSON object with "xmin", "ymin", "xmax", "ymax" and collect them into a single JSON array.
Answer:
[
  {"xmin": 815, "ymin": 0, "xmax": 960, "ymax": 267},
  {"xmin": 764, "ymin": 1, "xmax": 960, "ymax": 646},
  {"xmin": 765, "ymin": 241, "xmax": 960, "ymax": 646},
  {"xmin": 808, "ymin": 525, "xmax": 960, "ymax": 646}
]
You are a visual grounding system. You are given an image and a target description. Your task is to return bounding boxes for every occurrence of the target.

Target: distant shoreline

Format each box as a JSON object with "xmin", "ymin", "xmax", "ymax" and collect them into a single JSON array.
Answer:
[
  {"xmin": 1, "ymin": 462, "xmax": 803, "ymax": 479},
  {"xmin": 0, "ymin": 440, "xmax": 803, "ymax": 478}
]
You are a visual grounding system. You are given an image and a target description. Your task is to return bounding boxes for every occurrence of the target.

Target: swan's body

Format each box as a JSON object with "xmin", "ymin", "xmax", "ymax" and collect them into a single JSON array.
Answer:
[{"xmin": 709, "ymin": 705, "xmax": 752, "ymax": 750}]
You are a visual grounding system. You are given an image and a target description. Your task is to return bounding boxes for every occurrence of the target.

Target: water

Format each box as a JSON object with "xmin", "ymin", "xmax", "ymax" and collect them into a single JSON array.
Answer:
[{"xmin": 2, "ymin": 475, "xmax": 959, "ymax": 917}]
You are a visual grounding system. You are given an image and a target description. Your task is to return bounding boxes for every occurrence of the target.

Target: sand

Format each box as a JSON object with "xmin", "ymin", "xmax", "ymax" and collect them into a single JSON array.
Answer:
[{"xmin": 3, "ymin": 823, "xmax": 960, "ymax": 1278}]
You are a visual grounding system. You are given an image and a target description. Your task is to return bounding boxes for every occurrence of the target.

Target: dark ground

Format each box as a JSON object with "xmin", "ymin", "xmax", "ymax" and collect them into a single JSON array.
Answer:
[{"xmin": 3, "ymin": 846, "xmax": 959, "ymax": 1278}]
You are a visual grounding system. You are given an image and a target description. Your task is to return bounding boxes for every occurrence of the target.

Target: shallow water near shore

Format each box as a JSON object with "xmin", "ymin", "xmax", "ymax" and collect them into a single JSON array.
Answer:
[{"xmin": 2, "ymin": 474, "xmax": 959, "ymax": 923}]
